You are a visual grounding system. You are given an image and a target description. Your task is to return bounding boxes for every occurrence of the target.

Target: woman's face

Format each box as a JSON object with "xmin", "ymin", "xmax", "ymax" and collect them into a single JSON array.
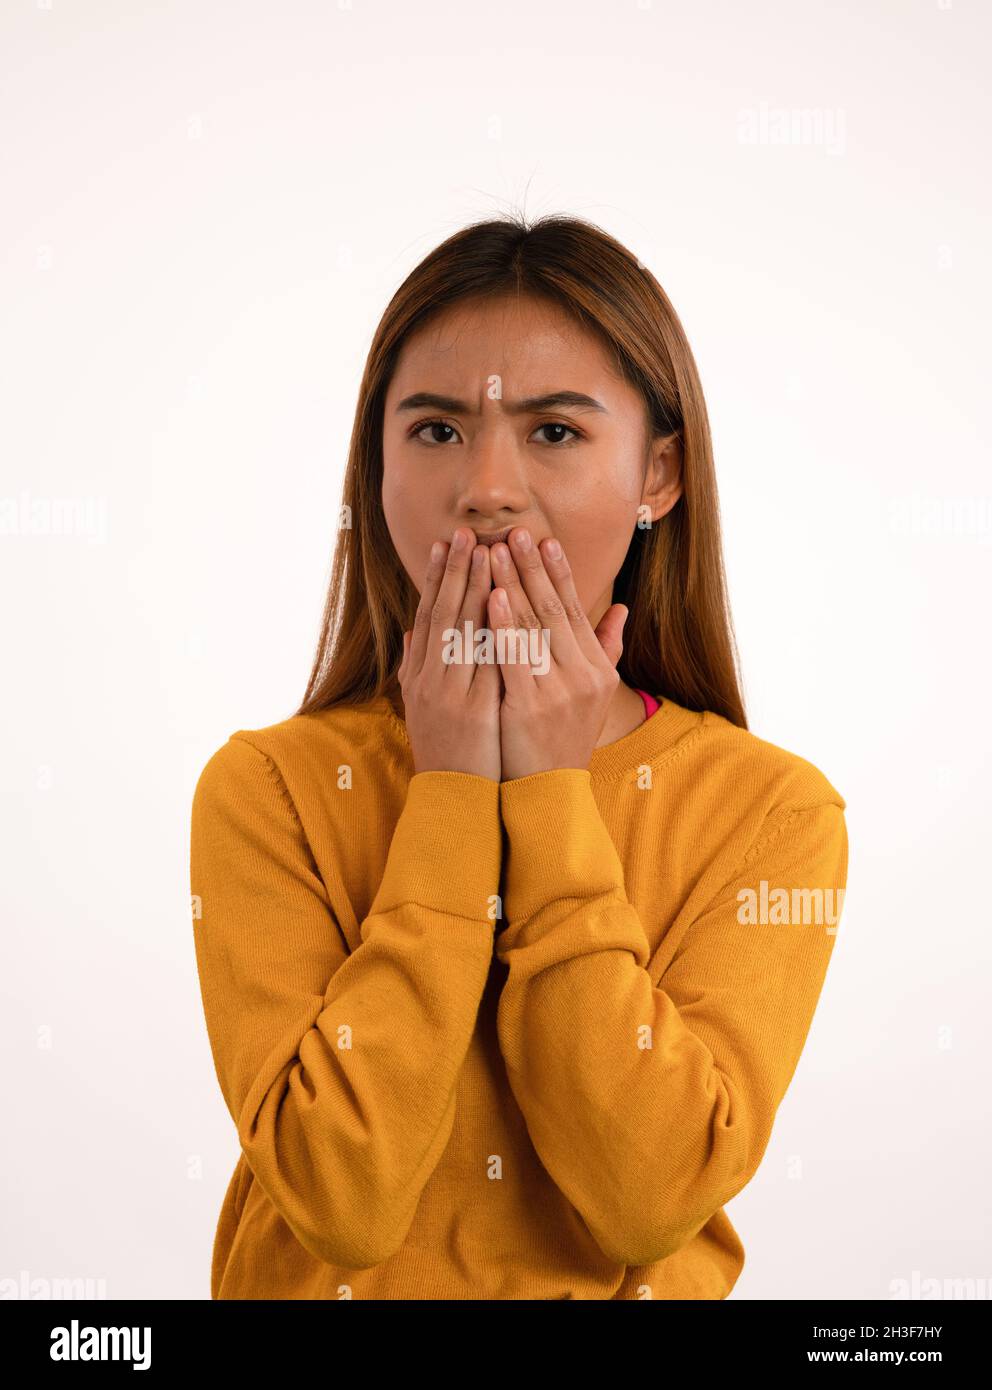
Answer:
[{"xmin": 381, "ymin": 293, "xmax": 681, "ymax": 632}]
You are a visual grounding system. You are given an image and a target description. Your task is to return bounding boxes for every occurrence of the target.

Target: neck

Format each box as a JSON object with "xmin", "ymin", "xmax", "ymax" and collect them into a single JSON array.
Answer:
[{"xmin": 596, "ymin": 681, "xmax": 645, "ymax": 747}]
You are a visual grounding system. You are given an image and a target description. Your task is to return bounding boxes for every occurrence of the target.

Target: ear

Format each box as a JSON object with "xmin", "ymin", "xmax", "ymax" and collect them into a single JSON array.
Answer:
[{"xmin": 642, "ymin": 430, "xmax": 683, "ymax": 523}]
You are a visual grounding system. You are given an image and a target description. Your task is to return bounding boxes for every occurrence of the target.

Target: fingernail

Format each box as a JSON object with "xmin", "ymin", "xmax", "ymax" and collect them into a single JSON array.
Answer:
[
  {"xmin": 545, "ymin": 538, "xmax": 562, "ymax": 559},
  {"xmin": 515, "ymin": 529, "xmax": 532, "ymax": 551},
  {"xmin": 431, "ymin": 542, "xmax": 445, "ymax": 562},
  {"xmin": 451, "ymin": 530, "xmax": 467, "ymax": 551}
]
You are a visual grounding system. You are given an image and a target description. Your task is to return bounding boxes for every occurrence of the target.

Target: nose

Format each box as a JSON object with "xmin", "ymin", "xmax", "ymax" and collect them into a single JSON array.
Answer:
[{"xmin": 455, "ymin": 428, "xmax": 530, "ymax": 525}]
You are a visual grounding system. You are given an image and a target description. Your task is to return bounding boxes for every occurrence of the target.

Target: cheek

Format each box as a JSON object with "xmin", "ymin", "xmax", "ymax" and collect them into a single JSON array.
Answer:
[
  {"xmin": 381, "ymin": 480, "xmax": 434, "ymax": 596},
  {"xmin": 554, "ymin": 518, "xmax": 631, "ymax": 609},
  {"xmin": 380, "ymin": 463, "xmax": 405, "ymax": 530}
]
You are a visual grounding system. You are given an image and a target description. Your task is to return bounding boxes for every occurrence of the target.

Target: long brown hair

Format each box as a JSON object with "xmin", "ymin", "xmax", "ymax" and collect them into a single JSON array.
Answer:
[{"xmin": 296, "ymin": 213, "xmax": 747, "ymax": 729}]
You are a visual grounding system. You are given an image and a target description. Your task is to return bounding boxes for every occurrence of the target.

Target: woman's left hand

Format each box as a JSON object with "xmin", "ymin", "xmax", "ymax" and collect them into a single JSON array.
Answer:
[{"xmin": 486, "ymin": 528, "xmax": 629, "ymax": 781}]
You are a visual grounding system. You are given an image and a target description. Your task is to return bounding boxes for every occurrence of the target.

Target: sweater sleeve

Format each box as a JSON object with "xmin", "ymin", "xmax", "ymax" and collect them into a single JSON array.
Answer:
[
  {"xmin": 190, "ymin": 734, "xmax": 500, "ymax": 1270},
  {"xmin": 495, "ymin": 769, "xmax": 848, "ymax": 1268}
]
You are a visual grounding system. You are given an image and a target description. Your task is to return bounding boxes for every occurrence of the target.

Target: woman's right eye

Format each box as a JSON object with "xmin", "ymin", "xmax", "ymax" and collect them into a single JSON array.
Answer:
[{"xmin": 410, "ymin": 418, "xmax": 458, "ymax": 445}]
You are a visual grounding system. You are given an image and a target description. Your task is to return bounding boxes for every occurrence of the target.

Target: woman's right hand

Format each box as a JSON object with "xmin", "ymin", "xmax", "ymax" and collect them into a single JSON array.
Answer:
[{"xmin": 397, "ymin": 527, "xmax": 502, "ymax": 782}]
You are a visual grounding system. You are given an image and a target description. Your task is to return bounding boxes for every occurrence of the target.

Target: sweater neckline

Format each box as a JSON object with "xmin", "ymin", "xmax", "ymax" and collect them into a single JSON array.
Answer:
[{"xmin": 375, "ymin": 688, "xmax": 704, "ymax": 782}]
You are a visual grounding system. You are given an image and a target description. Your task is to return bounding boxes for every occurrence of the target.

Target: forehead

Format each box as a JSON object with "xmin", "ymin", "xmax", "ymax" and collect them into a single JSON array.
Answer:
[{"xmin": 386, "ymin": 294, "xmax": 620, "ymax": 395}]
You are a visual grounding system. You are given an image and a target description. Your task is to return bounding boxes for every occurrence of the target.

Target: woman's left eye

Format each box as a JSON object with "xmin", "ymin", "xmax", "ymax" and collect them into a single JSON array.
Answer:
[{"xmin": 533, "ymin": 422, "xmax": 580, "ymax": 445}]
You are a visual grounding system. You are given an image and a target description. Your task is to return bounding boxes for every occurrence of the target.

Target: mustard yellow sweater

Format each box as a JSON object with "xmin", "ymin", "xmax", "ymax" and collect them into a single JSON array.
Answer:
[{"xmin": 189, "ymin": 693, "xmax": 848, "ymax": 1300}]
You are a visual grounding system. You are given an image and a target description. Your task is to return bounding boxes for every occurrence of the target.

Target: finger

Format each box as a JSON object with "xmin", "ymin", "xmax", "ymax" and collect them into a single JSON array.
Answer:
[
  {"xmin": 412, "ymin": 526, "xmax": 477, "ymax": 681},
  {"xmin": 593, "ymin": 604, "xmax": 628, "ymax": 669},
  {"xmin": 456, "ymin": 543, "xmax": 495, "ymax": 688},
  {"xmin": 408, "ymin": 540, "xmax": 450, "ymax": 677},
  {"xmin": 536, "ymin": 535, "xmax": 611, "ymax": 668},
  {"xmin": 489, "ymin": 538, "xmax": 556, "ymax": 676},
  {"xmin": 426, "ymin": 525, "xmax": 482, "ymax": 682},
  {"xmin": 488, "ymin": 585, "xmax": 531, "ymax": 695},
  {"xmin": 500, "ymin": 527, "xmax": 585, "ymax": 671}
]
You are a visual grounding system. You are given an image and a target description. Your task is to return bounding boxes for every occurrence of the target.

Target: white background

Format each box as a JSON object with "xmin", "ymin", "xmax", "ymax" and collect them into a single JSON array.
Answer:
[{"xmin": 2, "ymin": 0, "xmax": 989, "ymax": 1300}]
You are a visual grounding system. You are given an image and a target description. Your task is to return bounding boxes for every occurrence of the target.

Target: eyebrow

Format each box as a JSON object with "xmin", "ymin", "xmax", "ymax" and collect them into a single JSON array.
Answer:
[{"xmin": 395, "ymin": 390, "xmax": 608, "ymax": 416}]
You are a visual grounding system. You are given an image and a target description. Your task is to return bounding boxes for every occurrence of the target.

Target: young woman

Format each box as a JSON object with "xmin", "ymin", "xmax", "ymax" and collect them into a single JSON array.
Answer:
[{"xmin": 190, "ymin": 214, "xmax": 848, "ymax": 1300}]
